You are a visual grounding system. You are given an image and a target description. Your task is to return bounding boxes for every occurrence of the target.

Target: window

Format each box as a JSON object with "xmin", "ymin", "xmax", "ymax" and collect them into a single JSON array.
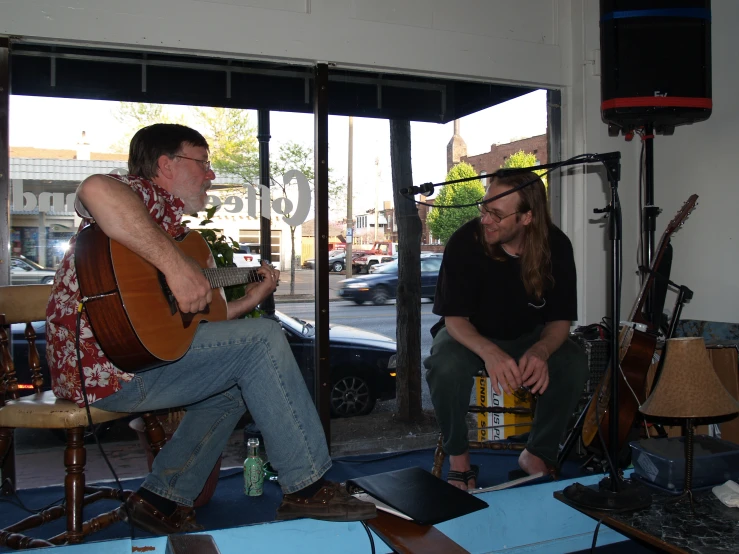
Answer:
[{"xmin": 240, "ymin": 229, "xmax": 282, "ymax": 268}]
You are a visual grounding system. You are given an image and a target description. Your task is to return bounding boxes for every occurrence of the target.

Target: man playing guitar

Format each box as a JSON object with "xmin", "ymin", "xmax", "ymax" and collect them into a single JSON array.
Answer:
[{"xmin": 46, "ymin": 123, "xmax": 375, "ymax": 534}]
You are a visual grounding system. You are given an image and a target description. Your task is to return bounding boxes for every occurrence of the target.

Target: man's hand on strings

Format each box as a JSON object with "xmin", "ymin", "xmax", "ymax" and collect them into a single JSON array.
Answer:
[{"xmin": 247, "ymin": 261, "xmax": 279, "ymax": 304}]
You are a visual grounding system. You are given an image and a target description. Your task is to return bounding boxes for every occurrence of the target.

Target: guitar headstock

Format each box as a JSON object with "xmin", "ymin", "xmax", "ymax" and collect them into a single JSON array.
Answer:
[{"xmin": 665, "ymin": 193, "xmax": 699, "ymax": 236}]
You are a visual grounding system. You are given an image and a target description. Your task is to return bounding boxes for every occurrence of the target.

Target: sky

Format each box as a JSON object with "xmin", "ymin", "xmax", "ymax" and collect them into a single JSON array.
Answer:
[{"xmin": 9, "ymin": 89, "xmax": 548, "ymax": 215}]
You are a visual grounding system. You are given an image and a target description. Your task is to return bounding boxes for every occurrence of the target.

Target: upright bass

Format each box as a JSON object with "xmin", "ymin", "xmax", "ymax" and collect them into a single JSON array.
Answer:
[{"xmin": 581, "ymin": 194, "xmax": 699, "ymax": 451}]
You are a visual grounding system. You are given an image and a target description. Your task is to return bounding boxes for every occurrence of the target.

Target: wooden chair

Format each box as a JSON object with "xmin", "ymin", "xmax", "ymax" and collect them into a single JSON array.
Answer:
[
  {"xmin": 431, "ymin": 371, "xmax": 536, "ymax": 478},
  {"xmin": 0, "ymin": 284, "xmax": 166, "ymax": 550}
]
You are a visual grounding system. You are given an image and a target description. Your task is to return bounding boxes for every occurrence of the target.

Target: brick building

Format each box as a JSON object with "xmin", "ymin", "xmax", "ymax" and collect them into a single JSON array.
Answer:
[{"xmin": 452, "ymin": 133, "xmax": 548, "ymax": 175}]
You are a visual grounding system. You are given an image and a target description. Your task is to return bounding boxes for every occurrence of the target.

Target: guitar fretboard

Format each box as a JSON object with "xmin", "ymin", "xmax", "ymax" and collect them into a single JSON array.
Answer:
[{"xmin": 202, "ymin": 267, "xmax": 262, "ymax": 289}]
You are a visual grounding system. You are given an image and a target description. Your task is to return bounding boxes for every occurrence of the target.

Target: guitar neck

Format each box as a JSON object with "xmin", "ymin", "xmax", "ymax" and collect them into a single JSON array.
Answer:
[
  {"xmin": 202, "ymin": 267, "xmax": 262, "ymax": 289},
  {"xmin": 627, "ymin": 234, "xmax": 669, "ymax": 324},
  {"xmin": 626, "ymin": 193, "xmax": 698, "ymax": 325}
]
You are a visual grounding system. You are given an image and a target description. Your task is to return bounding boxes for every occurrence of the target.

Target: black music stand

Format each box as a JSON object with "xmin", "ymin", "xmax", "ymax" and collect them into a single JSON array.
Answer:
[{"xmin": 560, "ymin": 154, "xmax": 651, "ymax": 512}]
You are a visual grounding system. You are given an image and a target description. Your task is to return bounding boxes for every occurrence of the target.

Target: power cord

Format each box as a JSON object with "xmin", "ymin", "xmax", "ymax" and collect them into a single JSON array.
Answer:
[
  {"xmin": 590, "ymin": 519, "xmax": 603, "ymax": 553},
  {"xmin": 0, "ymin": 477, "xmax": 66, "ymax": 513},
  {"xmin": 361, "ymin": 520, "xmax": 376, "ymax": 554},
  {"xmin": 75, "ymin": 301, "xmax": 135, "ymax": 541}
]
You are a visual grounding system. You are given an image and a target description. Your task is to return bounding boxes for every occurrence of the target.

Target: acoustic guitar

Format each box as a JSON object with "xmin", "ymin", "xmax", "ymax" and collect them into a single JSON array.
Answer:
[
  {"xmin": 75, "ymin": 223, "xmax": 262, "ymax": 373},
  {"xmin": 580, "ymin": 193, "xmax": 698, "ymax": 450}
]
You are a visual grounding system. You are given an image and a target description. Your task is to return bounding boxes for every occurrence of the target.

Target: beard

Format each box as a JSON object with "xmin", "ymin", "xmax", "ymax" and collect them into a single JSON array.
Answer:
[{"xmin": 482, "ymin": 223, "xmax": 523, "ymax": 248}]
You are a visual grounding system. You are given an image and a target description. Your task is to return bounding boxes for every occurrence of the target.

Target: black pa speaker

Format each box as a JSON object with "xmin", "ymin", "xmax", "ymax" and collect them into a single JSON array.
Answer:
[{"xmin": 600, "ymin": 0, "xmax": 712, "ymax": 136}]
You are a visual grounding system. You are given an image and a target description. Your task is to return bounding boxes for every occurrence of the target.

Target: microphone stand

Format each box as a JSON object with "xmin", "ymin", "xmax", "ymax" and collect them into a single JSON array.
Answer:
[
  {"xmin": 404, "ymin": 152, "xmax": 652, "ymax": 511},
  {"xmin": 561, "ymin": 155, "xmax": 651, "ymax": 512}
]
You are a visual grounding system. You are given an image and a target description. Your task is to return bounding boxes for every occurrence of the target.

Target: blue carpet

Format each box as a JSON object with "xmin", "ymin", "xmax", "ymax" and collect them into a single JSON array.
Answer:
[{"xmin": 0, "ymin": 448, "xmax": 601, "ymax": 551}]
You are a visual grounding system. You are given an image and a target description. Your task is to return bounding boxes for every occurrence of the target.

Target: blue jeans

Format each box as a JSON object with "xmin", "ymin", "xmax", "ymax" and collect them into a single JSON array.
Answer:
[{"xmin": 94, "ymin": 317, "xmax": 331, "ymax": 506}]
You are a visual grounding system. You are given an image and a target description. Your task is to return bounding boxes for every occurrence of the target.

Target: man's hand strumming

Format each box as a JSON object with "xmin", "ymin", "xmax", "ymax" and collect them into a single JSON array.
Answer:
[{"xmin": 166, "ymin": 256, "xmax": 213, "ymax": 314}]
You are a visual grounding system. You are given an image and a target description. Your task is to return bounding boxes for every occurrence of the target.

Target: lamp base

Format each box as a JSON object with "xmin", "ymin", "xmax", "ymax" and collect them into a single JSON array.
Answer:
[{"xmin": 562, "ymin": 476, "xmax": 652, "ymax": 513}]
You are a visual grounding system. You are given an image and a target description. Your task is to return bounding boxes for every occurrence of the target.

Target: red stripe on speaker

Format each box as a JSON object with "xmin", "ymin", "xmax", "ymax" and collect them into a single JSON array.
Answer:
[{"xmin": 602, "ymin": 97, "xmax": 712, "ymax": 110}]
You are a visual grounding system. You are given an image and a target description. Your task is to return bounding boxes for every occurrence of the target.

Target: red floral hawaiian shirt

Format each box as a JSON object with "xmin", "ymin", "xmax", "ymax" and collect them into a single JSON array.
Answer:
[{"xmin": 46, "ymin": 174, "xmax": 187, "ymax": 407}]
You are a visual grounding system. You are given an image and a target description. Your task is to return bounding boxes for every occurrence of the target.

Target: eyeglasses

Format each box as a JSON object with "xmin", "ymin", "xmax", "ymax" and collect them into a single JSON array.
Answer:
[
  {"xmin": 176, "ymin": 155, "xmax": 212, "ymax": 172},
  {"xmin": 478, "ymin": 204, "xmax": 519, "ymax": 223}
]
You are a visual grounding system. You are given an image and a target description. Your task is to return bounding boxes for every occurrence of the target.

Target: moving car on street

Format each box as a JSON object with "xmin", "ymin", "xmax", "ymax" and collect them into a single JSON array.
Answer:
[{"xmin": 337, "ymin": 255, "xmax": 442, "ymax": 305}]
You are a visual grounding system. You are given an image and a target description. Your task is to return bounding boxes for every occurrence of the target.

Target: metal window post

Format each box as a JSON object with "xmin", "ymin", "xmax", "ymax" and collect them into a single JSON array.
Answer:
[{"xmin": 313, "ymin": 63, "xmax": 331, "ymax": 444}]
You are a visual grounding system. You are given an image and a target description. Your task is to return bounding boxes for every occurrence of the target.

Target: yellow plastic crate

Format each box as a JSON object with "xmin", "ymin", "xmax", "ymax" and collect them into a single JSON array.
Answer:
[{"xmin": 474, "ymin": 376, "xmax": 533, "ymax": 441}]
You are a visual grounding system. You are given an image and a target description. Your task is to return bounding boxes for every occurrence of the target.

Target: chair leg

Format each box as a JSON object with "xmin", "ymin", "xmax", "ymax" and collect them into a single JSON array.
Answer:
[
  {"xmin": 64, "ymin": 427, "xmax": 86, "ymax": 544},
  {"xmin": 432, "ymin": 433, "xmax": 446, "ymax": 478},
  {"xmin": 0, "ymin": 426, "xmax": 16, "ymax": 495}
]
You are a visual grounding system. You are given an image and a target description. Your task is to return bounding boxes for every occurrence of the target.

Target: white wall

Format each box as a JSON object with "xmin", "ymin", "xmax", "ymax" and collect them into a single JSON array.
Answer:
[
  {"xmin": 557, "ymin": 1, "xmax": 739, "ymax": 328},
  {"xmin": 558, "ymin": 0, "xmax": 739, "ymax": 326},
  {"xmin": 647, "ymin": 0, "xmax": 738, "ymax": 324},
  {"xmin": 557, "ymin": 0, "xmax": 641, "ymax": 327}
]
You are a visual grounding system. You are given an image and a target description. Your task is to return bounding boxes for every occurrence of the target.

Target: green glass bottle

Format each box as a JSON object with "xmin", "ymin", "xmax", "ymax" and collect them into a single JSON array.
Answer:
[{"xmin": 243, "ymin": 437, "xmax": 264, "ymax": 496}]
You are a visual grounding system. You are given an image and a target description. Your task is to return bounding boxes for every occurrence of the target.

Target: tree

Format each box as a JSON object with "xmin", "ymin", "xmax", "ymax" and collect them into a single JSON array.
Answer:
[
  {"xmin": 270, "ymin": 141, "xmax": 315, "ymax": 294},
  {"xmin": 195, "ymin": 107, "xmax": 260, "ymax": 185},
  {"xmin": 502, "ymin": 150, "xmax": 547, "ymax": 187},
  {"xmin": 110, "ymin": 102, "xmax": 173, "ymax": 152},
  {"xmin": 390, "ymin": 119, "xmax": 424, "ymax": 423},
  {"xmin": 426, "ymin": 162, "xmax": 484, "ymax": 245}
]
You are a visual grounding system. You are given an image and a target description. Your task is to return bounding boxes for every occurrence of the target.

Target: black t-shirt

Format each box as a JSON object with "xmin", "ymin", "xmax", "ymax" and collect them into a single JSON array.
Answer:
[{"xmin": 432, "ymin": 218, "xmax": 578, "ymax": 340}]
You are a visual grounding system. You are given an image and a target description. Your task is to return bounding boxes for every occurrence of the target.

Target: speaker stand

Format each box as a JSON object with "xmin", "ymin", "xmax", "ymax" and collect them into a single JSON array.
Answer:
[{"xmin": 642, "ymin": 123, "xmax": 661, "ymax": 324}]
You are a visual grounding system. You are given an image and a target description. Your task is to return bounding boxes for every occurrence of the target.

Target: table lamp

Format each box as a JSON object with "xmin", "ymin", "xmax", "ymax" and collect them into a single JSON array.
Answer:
[{"xmin": 640, "ymin": 337, "xmax": 739, "ymax": 512}]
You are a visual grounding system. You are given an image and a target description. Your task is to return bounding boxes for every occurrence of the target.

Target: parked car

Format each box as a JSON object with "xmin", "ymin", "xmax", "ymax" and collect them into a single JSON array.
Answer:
[
  {"xmin": 11, "ymin": 256, "xmax": 56, "ymax": 285},
  {"xmin": 233, "ymin": 243, "xmax": 262, "ymax": 268},
  {"xmin": 369, "ymin": 256, "xmax": 398, "ymax": 273},
  {"xmin": 279, "ymin": 311, "xmax": 397, "ymax": 417},
  {"xmin": 337, "ymin": 255, "xmax": 443, "ymax": 305},
  {"xmin": 10, "ymin": 311, "xmax": 396, "ymax": 418},
  {"xmin": 302, "ymin": 250, "xmax": 368, "ymax": 272}
]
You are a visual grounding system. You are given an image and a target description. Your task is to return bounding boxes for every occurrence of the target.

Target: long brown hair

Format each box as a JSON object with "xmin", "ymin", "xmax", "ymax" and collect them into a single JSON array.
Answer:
[{"xmin": 482, "ymin": 171, "xmax": 553, "ymax": 299}]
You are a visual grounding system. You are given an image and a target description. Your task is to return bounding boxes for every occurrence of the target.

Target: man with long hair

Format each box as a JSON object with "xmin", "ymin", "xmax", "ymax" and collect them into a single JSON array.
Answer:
[{"xmin": 425, "ymin": 171, "xmax": 588, "ymax": 490}]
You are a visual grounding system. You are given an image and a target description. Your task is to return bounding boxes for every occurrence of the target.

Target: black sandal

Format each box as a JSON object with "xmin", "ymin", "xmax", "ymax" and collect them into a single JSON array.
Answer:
[{"xmin": 447, "ymin": 464, "xmax": 480, "ymax": 488}]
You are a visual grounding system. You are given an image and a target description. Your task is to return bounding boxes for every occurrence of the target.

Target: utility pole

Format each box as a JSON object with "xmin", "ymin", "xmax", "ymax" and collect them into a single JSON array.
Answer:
[
  {"xmin": 374, "ymin": 156, "xmax": 380, "ymax": 242},
  {"xmin": 345, "ymin": 117, "xmax": 354, "ymax": 279}
]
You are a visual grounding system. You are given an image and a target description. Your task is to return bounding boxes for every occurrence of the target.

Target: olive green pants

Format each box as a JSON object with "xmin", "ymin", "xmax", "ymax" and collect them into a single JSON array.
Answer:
[{"xmin": 424, "ymin": 326, "xmax": 588, "ymax": 467}]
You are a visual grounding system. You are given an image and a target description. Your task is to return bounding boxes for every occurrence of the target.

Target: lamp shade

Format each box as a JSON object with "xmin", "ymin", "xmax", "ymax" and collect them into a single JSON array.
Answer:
[{"xmin": 640, "ymin": 337, "xmax": 739, "ymax": 419}]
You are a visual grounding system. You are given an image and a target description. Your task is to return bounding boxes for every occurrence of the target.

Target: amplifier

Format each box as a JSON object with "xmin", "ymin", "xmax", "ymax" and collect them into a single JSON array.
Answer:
[{"xmin": 570, "ymin": 335, "xmax": 610, "ymax": 411}]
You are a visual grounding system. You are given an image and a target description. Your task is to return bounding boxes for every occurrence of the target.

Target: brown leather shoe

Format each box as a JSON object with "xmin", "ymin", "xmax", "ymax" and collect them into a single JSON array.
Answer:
[
  {"xmin": 276, "ymin": 481, "xmax": 377, "ymax": 522},
  {"xmin": 121, "ymin": 492, "xmax": 205, "ymax": 535}
]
